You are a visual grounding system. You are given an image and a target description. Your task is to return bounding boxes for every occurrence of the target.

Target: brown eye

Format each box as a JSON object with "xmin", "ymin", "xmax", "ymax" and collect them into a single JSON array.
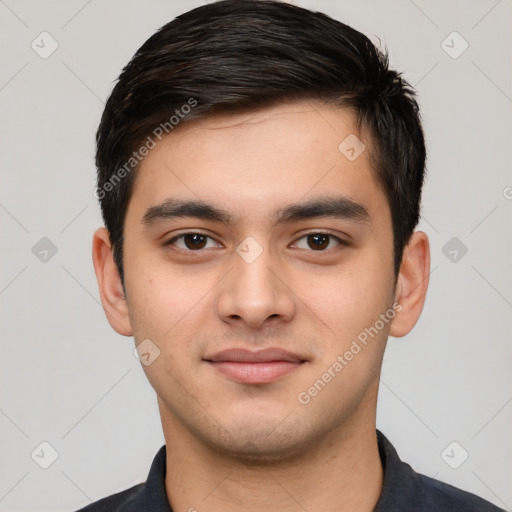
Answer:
[
  {"xmin": 307, "ymin": 233, "xmax": 329, "ymax": 250},
  {"xmin": 183, "ymin": 233, "xmax": 207, "ymax": 250},
  {"xmin": 166, "ymin": 232, "xmax": 219, "ymax": 251},
  {"xmin": 294, "ymin": 233, "xmax": 344, "ymax": 251}
]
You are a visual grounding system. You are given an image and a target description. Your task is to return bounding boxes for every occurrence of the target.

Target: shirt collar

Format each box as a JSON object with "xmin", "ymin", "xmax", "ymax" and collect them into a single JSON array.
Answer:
[
  {"xmin": 129, "ymin": 429, "xmax": 415, "ymax": 511},
  {"xmin": 373, "ymin": 429, "xmax": 421, "ymax": 511},
  {"xmin": 139, "ymin": 444, "xmax": 172, "ymax": 511}
]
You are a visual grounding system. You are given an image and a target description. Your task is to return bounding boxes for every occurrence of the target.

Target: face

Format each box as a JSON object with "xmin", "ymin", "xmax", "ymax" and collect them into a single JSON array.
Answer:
[{"xmin": 101, "ymin": 101, "xmax": 411, "ymax": 461}]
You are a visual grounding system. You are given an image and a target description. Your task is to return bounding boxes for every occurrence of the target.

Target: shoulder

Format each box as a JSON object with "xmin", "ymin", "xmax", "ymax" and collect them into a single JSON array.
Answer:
[
  {"xmin": 72, "ymin": 444, "xmax": 167, "ymax": 511},
  {"xmin": 375, "ymin": 430, "xmax": 505, "ymax": 512},
  {"xmin": 415, "ymin": 472, "xmax": 505, "ymax": 511},
  {"xmin": 73, "ymin": 482, "xmax": 145, "ymax": 512}
]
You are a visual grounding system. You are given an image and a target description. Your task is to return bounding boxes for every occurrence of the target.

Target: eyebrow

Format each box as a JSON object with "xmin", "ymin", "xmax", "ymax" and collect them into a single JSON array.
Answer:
[{"xmin": 142, "ymin": 196, "xmax": 371, "ymax": 228}]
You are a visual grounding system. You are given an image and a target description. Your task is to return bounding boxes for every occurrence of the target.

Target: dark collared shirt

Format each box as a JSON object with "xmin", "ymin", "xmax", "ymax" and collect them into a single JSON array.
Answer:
[{"xmin": 74, "ymin": 430, "xmax": 504, "ymax": 511}]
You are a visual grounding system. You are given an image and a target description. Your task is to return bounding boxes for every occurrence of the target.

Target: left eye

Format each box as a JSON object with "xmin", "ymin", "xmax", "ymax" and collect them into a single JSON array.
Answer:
[
  {"xmin": 293, "ymin": 233, "xmax": 344, "ymax": 251},
  {"xmin": 167, "ymin": 233, "xmax": 219, "ymax": 251}
]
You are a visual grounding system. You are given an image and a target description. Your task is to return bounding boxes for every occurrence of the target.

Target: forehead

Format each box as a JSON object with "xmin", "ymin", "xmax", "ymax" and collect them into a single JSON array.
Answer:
[{"xmin": 127, "ymin": 100, "xmax": 386, "ymax": 227}]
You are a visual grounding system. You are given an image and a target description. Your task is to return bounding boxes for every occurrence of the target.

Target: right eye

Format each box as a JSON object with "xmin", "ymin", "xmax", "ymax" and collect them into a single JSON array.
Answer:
[{"xmin": 165, "ymin": 232, "xmax": 221, "ymax": 251}]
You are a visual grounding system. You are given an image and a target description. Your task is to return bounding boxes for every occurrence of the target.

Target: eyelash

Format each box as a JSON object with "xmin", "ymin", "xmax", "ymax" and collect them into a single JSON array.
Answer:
[{"xmin": 164, "ymin": 230, "xmax": 348, "ymax": 253}]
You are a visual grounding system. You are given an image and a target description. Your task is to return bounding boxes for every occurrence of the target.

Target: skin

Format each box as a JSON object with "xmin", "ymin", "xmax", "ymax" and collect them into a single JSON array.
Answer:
[{"xmin": 93, "ymin": 100, "xmax": 430, "ymax": 512}]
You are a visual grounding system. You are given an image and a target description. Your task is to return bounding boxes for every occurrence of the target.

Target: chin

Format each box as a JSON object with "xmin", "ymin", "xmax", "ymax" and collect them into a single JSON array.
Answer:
[
  {"xmin": 210, "ymin": 433, "xmax": 309, "ymax": 466},
  {"xmin": 197, "ymin": 413, "xmax": 319, "ymax": 465}
]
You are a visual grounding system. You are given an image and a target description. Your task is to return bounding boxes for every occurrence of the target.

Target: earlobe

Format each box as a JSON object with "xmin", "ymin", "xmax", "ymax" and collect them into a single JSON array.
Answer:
[
  {"xmin": 92, "ymin": 227, "xmax": 133, "ymax": 336},
  {"xmin": 389, "ymin": 231, "xmax": 430, "ymax": 338}
]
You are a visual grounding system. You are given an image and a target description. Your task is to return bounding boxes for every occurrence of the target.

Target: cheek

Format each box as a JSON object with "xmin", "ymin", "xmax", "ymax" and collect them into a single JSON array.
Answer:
[
  {"xmin": 124, "ymin": 257, "xmax": 189, "ymax": 338},
  {"xmin": 126, "ymin": 267, "xmax": 213, "ymax": 390},
  {"xmin": 125, "ymin": 255, "xmax": 221, "ymax": 350},
  {"xmin": 296, "ymin": 257, "xmax": 394, "ymax": 349}
]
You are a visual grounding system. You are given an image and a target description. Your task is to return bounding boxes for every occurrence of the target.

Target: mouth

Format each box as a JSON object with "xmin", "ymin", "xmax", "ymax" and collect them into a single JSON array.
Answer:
[{"xmin": 204, "ymin": 348, "xmax": 307, "ymax": 384}]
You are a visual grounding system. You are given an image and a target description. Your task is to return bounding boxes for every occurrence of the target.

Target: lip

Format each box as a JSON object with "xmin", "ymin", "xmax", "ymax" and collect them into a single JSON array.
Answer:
[{"xmin": 204, "ymin": 348, "xmax": 306, "ymax": 384}]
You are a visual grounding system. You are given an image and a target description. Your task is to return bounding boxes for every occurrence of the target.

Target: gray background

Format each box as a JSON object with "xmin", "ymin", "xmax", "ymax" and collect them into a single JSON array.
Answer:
[{"xmin": 0, "ymin": 0, "xmax": 511, "ymax": 510}]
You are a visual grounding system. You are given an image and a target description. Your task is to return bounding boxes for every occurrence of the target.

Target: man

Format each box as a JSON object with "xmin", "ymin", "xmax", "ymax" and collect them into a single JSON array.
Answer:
[{"xmin": 81, "ymin": 0, "xmax": 504, "ymax": 510}]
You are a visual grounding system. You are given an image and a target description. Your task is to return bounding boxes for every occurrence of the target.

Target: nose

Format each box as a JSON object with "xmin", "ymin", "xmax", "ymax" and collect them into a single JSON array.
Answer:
[{"xmin": 216, "ymin": 243, "xmax": 297, "ymax": 330}]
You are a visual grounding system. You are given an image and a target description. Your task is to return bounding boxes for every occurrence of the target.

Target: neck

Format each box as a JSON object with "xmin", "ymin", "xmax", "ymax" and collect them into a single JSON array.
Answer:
[{"xmin": 161, "ymin": 399, "xmax": 383, "ymax": 512}]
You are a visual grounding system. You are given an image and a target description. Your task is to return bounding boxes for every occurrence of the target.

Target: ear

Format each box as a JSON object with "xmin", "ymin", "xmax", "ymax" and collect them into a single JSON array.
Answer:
[
  {"xmin": 389, "ymin": 231, "xmax": 430, "ymax": 338},
  {"xmin": 92, "ymin": 227, "xmax": 133, "ymax": 336}
]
